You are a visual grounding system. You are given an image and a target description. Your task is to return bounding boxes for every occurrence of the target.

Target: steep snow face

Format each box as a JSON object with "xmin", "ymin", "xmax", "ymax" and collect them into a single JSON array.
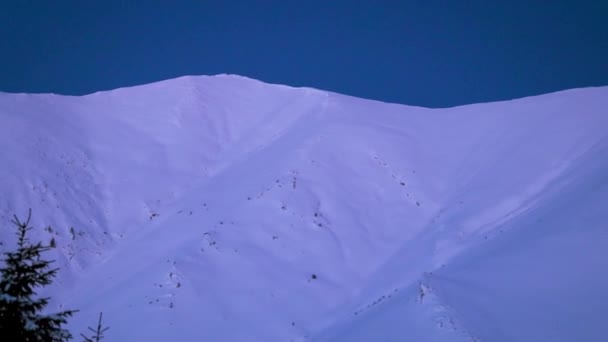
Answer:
[
  {"xmin": 0, "ymin": 75, "xmax": 327, "ymax": 268},
  {"xmin": 317, "ymin": 127, "xmax": 608, "ymax": 342},
  {"xmin": 0, "ymin": 75, "xmax": 607, "ymax": 341}
]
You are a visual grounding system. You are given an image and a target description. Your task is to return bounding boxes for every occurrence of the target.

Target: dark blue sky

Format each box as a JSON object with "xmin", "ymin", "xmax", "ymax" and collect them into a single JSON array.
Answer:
[{"xmin": 1, "ymin": 1, "xmax": 606, "ymax": 107}]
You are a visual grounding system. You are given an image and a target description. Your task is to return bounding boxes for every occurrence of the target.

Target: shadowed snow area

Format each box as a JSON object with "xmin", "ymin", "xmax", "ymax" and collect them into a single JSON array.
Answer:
[{"xmin": 1, "ymin": 74, "xmax": 607, "ymax": 341}]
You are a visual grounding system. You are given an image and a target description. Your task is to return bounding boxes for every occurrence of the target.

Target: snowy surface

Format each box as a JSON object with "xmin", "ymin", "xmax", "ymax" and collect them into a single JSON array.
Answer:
[{"xmin": 0, "ymin": 74, "xmax": 607, "ymax": 341}]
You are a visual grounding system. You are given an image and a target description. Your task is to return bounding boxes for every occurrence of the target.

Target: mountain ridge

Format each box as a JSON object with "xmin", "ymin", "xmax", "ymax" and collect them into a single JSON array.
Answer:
[
  {"xmin": 1, "ymin": 76, "xmax": 607, "ymax": 341},
  {"xmin": 3, "ymin": 73, "xmax": 604, "ymax": 109}
]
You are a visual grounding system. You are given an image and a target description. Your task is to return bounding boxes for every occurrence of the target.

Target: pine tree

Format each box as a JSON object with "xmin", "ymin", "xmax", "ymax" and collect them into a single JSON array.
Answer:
[
  {"xmin": 0, "ymin": 209, "xmax": 76, "ymax": 341},
  {"xmin": 80, "ymin": 312, "xmax": 109, "ymax": 342}
]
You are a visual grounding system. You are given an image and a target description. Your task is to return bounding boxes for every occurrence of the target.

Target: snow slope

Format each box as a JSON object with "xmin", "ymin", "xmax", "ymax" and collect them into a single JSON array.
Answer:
[{"xmin": 0, "ymin": 75, "xmax": 607, "ymax": 341}]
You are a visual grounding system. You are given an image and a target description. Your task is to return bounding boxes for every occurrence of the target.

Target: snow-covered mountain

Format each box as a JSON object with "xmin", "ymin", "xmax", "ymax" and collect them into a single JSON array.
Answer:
[{"xmin": 1, "ymin": 74, "xmax": 607, "ymax": 341}]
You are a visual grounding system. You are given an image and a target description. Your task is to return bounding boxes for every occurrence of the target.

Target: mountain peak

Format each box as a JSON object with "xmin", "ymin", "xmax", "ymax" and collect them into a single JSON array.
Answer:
[{"xmin": 1, "ymin": 78, "xmax": 607, "ymax": 341}]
